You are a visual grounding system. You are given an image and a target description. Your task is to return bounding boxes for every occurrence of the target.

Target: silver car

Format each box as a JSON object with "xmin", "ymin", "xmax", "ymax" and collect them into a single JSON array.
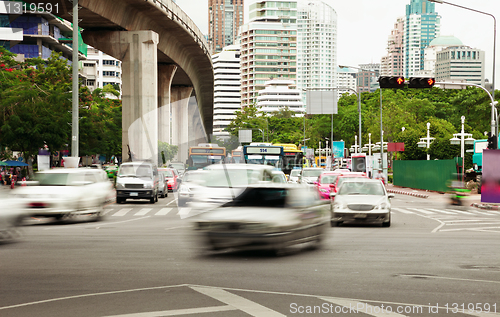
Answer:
[
  {"xmin": 192, "ymin": 184, "xmax": 330, "ymax": 254},
  {"xmin": 330, "ymin": 179, "xmax": 394, "ymax": 227},
  {"xmin": 300, "ymin": 167, "xmax": 323, "ymax": 185}
]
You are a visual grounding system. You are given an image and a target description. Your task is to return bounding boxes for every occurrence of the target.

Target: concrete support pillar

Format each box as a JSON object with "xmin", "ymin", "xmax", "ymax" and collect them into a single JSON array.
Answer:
[
  {"xmin": 171, "ymin": 86, "xmax": 193, "ymax": 163},
  {"xmin": 83, "ymin": 30, "xmax": 159, "ymax": 164},
  {"xmin": 158, "ymin": 64, "xmax": 177, "ymax": 146},
  {"xmin": 188, "ymin": 97, "xmax": 208, "ymax": 148}
]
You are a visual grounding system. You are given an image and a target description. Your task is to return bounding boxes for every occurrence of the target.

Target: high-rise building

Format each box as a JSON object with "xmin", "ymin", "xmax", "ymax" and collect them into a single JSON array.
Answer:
[
  {"xmin": 83, "ymin": 46, "xmax": 122, "ymax": 98},
  {"xmin": 212, "ymin": 44, "xmax": 241, "ymax": 138},
  {"xmin": 208, "ymin": 0, "xmax": 244, "ymax": 54},
  {"xmin": 296, "ymin": 0, "xmax": 337, "ymax": 102},
  {"xmin": 239, "ymin": 0, "xmax": 298, "ymax": 107},
  {"xmin": 256, "ymin": 79, "xmax": 304, "ymax": 116},
  {"xmin": 335, "ymin": 67, "xmax": 357, "ymax": 100},
  {"xmin": 357, "ymin": 63, "xmax": 380, "ymax": 93},
  {"xmin": 404, "ymin": 0, "xmax": 440, "ymax": 77},
  {"xmin": 419, "ymin": 35, "xmax": 462, "ymax": 76},
  {"xmin": 381, "ymin": 17, "xmax": 404, "ymax": 76},
  {"xmin": 435, "ymin": 45, "xmax": 485, "ymax": 86}
]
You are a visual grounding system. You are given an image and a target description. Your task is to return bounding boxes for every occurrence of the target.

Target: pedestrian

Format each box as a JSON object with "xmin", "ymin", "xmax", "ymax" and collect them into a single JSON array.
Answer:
[{"xmin": 374, "ymin": 169, "xmax": 386, "ymax": 185}]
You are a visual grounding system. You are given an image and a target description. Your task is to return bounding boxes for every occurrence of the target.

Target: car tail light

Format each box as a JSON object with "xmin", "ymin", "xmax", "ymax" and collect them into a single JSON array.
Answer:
[{"xmin": 29, "ymin": 202, "xmax": 48, "ymax": 208}]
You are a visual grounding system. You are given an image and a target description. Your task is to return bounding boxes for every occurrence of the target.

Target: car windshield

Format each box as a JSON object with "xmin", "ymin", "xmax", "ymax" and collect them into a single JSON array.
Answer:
[
  {"xmin": 170, "ymin": 163, "xmax": 184, "ymax": 170},
  {"xmin": 118, "ymin": 164, "xmax": 151, "ymax": 177},
  {"xmin": 202, "ymin": 168, "xmax": 264, "ymax": 187},
  {"xmin": 290, "ymin": 170, "xmax": 301, "ymax": 177},
  {"xmin": 163, "ymin": 170, "xmax": 174, "ymax": 177},
  {"xmin": 226, "ymin": 188, "xmax": 288, "ymax": 207},
  {"xmin": 35, "ymin": 172, "xmax": 82, "ymax": 186},
  {"xmin": 303, "ymin": 169, "xmax": 322, "ymax": 177},
  {"xmin": 337, "ymin": 177, "xmax": 366, "ymax": 188},
  {"xmin": 338, "ymin": 182, "xmax": 385, "ymax": 196},
  {"xmin": 320, "ymin": 175, "xmax": 338, "ymax": 184}
]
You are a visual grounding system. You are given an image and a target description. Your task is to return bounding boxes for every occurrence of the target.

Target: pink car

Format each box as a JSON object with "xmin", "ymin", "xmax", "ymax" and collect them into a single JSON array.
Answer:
[{"xmin": 315, "ymin": 171, "xmax": 344, "ymax": 200}]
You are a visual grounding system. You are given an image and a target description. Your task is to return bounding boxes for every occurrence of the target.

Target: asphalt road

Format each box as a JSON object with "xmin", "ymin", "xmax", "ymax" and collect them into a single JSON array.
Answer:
[{"xmin": 1, "ymin": 191, "xmax": 499, "ymax": 317}]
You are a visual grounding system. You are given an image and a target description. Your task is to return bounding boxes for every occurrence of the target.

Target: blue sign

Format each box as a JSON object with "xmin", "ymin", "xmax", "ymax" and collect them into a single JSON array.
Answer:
[{"xmin": 332, "ymin": 141, "xmax": 345, "ymax": 158}]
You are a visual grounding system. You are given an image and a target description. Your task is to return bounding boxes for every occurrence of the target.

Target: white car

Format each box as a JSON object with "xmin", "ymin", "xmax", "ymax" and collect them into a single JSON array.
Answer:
[
  {"xmin": 177, "ymin": 170, "xmax": 208, "ymax": 207},
  {"xmin": 300, "ymin": 167, "xmax": 323, "ymax": 185},
  {"xmin": 330, "ymin": 178, "xmax": 394, "ymax": 227},
  {"xmin": 10, "ymin": 168, "xmax": 115, "ymax": 221},
  {"xmin": 288, "ymin": 169, "xmax": 301, "ymax": 183},
  {"xmin": 0, "ymin": 196, "xmax": 24, "ymax": 241}
]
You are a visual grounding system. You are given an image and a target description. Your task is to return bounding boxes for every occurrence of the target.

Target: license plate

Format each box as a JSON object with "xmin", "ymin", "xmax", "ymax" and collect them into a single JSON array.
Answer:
[
  {"xmin": 130, "ymin": 192, "xmax": 138, "ymax": 197},
  {"xmin": 354, "ymin": 213, "xmax": 367, "ymax": 219}
]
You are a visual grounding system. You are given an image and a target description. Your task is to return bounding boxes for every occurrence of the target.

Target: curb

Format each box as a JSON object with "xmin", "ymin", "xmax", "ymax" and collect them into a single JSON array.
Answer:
[
  {"xmin": 387, "ymin": 189, "xmax": 429, "ymax": 199},
  {"xmin": 471, "ymin": 203, "xmax": 500, "ymax": 210}
]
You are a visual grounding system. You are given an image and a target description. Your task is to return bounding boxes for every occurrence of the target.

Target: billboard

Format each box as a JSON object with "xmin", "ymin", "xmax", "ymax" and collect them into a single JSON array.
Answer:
[
  {"xmin": 306, "ymin": 91, "xmax": 338, "ymax": 114},
  {"xmin": 481, "ymin": 149, "xmax": 500, "ymax": 203},
  {"xmin": 332, "ymin": 141, "xmax": 345, "ymax": 158}
]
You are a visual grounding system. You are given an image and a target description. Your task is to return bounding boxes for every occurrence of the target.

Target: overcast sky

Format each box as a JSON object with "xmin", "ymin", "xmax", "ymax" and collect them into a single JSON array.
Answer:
[{"xmin": 177, "ymin": 0, "xmax": 500, "ymax": 89}]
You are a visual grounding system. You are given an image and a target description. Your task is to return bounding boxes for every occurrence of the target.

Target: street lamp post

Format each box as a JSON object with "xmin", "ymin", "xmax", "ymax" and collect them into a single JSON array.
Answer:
[
  {"xmin": 449, "ymin": 116, "xmax": 475, "ymax": 182},
  {"xmin": 417, "ymin": 122, "xmax": 435, "ymax": 160}
]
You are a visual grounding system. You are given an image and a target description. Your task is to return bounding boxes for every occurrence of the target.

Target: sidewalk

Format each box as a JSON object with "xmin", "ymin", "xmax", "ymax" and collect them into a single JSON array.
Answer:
[{"xmin": 386, "ymin": 183, "xmax": 488, "ymax": 208}]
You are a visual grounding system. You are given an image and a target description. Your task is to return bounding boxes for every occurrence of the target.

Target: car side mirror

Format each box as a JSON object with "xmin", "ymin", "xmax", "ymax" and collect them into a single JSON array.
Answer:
[
  {"xmin": 329, "ymin": 192, "xmax": 336, "ymax": 198},
  {"xmin": 329, "ymin": 184, "xmax": 335, "ymax": 188},
  {"xmin": 388, "ymin": 193, "xmax": 395, "ymax": 199},
  {"xmin": 313, "ymin": 181, "xmax": 318, "ymax": 185}
]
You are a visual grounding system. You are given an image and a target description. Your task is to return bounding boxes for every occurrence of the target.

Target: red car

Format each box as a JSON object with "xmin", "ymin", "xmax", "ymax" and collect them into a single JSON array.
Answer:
[{"xmin": 158, "ymin": 168, "xmax": 180, "ymax": 192}]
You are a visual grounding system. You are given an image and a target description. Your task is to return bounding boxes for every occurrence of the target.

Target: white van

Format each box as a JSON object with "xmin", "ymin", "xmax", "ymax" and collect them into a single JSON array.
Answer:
[{"xmin": 115, "ymin": 162, "xmax": 159, "ymax": 204}]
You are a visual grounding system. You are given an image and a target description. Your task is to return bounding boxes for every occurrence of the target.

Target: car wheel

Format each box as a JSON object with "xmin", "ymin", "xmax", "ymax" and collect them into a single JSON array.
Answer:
[
  {"xmin": 155, "ymin": 191, "xmax": 159, "ymax": 202},
  {"xmin": 116, "ymin": 197, "xmax": 124, "ymax": 204},
  {"xmin": 93, "ymin": 202, "xmax": 105, "ymax": 222},
  {"xmin": 150, "ymin": 196, "xmax": 156, "ymax": 204},
  {"xmin": 161, "ymin": 191, "xmax": 165, "ymax": 198}
]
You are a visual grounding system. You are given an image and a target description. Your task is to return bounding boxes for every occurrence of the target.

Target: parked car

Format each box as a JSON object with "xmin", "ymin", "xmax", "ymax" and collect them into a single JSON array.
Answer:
[
  {"xmin": 299, "ymin": 167, "xmax": 324, "ymax": 185},
  {"xmin": 177, "ymin": 170, "xmax": 208, "ymax": 207},
  {"xmin": 192, "ymin": 183, "xmax": 330, "ymax": 254},
  {"xmin": 115, "ymin": 161, "xmax": 159, "ymax": 204},
  {"xmin": 158, "ymin": 168, "xmax": 180, "ymax": 192},
  {"xmin": 330, "ymin": 178, "xmax": 394, "ymax": 227},
  {"xmin": 10, "ymin": 168, "xmax": 115, "ymax": 220},
  {"xmin": 158, "ymin": 172, "xmax": 168, "ymax": 198},
  {"xmin": 288, "ymin": 169, "xmax": 301, "ymax": 183}
]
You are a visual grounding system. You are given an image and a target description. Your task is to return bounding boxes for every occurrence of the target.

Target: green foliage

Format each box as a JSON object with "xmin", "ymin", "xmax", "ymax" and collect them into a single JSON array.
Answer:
[{"xmin": 158, "ymin": 141, "xmax": 178, "ymax": 165}]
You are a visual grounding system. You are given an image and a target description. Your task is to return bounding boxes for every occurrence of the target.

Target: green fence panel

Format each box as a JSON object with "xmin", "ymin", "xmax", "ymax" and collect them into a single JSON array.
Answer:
[{"xmin": 393, "ymin": 160, "xmax": 457, "ymax": 192}]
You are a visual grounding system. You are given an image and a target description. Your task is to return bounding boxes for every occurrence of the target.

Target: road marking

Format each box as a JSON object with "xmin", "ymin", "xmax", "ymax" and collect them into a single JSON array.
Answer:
[
  {"xmin": 426, "ymin": 208, "xmax": 457, "ymax": 215},
  {"xmin": 391, "ymin": 207, "xmax": 414, "ymax": 214},
  {"xmin": 320, "ymin": 297, "xmax": 410, "ymax": 317},
  {"xmin": 112, "ymin": 208, "xmax": 132, "ymax": 216},
  {"xmin": 191, "ymin": 286, "xmax": 286, "ymax": 317},
  {"xmin": 445, "ymin": 222, "xmax": 500, "ymax": 226},
  {"xmin": 442, "ymin": 218, "xmax": 493, "ymax": 223},
  {"xmin": 445, "ymin": 209, "xmax": 476, "ymax": 215},
  {"xmin": 155, "ymin": 208, "xmax": 172, "ymax": 216},
  {"xmin": 177, "ymin": 208, "xmax": 191, "ymax": 218},
  {"xmin": 102, "ymin": 305, "xmax": 236, "ymax": 316},
  {"xmin": 407, "ymin": 208, "xmax": 434, "ymax": 215},
  {"xmin": 440, "ymin": 226, "xmax": 500, "ymax": 232},
  {"xmin": 166, "ymin": 199, "xmax": 178, "ymax": 206},
  {"xmin": 134, "ymin": 208, "xmax": 152, "ymax": 216}
]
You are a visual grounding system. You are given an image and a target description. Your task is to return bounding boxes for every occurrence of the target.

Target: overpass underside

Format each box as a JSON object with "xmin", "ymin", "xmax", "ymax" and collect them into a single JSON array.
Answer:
[{"xmin": 23, "ymin": 0, "xmax": 214, "ymax": 165}]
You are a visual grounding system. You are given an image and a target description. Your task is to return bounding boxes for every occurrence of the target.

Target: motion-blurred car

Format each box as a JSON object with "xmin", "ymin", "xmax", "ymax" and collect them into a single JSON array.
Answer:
[
  {"xmin": 271, "ymin": 170, "xmax": 287, "ymax": 183},
  {"xmin": 116, "ymin": 162, "xmax": 159, "ymax": 204},
  {"xmin": 193, "ymin": 183, "xmax": 330, "ymax": 254},
  {"xmin": 158, "ymin": 168, "xmax": 180, "ymax": 192},
  {"xmin": 189, "ymin": 164, "xmax": 278, "ymax": 210},
  {"xmin": 330, "ymin": 179, "xmax": 394, "ymax": 227},
  {"xmin": 299, "ymin": 167, "xmax": 323, "ymax": 185},
  {"xmin": 0, "ymin": 198, "xmax": 25, "ymax": 241},
  {"xmin": 10, "ymin": 168, "xmax": 114, "ymax": 220},
  {"xmin": 288, "ymin": 169, "xmax": 301, "ymax": 183},
  {"xmin": 158, "ymin": 172, "xmax": 168, "ymax": 198},
  {"xmin": 177, "ymin": 170, "xmax": 208, "ymax": 207}
]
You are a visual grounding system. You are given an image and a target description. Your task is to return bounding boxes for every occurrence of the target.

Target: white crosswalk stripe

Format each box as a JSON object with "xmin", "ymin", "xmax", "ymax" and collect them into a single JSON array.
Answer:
[
  {"xmin": 445, "ymin": 209, "xmax": 477, "ymax": 215},
  {"xmin": 426, "ymin": 208, "xmax": 457, "ymax": 215},
  {"xmin": 155, "ymin": 208, "xmax": 173, "ymax": 216},
  {"xmin": 407, "ymin": 208, "xmax": 435, "ymax": 215},
  {"xmin": 134, "ymin": 208, "xmax": 152, "ymax": 216},
  {"xmin": 391, "ymin": 207, "xmax": 415, "ymax": 214},
  {"xmin": 112, "ymin": 208, "xmax": 132, "ymax": 216},
  {"xmin": 177, "ymin": 208, "xmax": 191, "ymax": 219}
]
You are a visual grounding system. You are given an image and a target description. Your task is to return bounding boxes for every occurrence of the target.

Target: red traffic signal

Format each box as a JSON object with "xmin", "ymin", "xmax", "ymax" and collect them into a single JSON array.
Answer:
[
  {"xmin": 378, "ymin": 76, "xmax": 406, "ymax": 89},
  {"xmin": 408, "ymin": 77, "xmax": 435, "ymax": 88}
]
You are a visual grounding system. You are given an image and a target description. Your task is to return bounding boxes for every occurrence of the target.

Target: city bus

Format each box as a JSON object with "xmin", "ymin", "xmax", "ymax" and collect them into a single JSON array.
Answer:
[
  {"xmin": 231, "ymin": 147, "xmax": 243, "ymax": 163},
  {"xmin": 274, "ymin": 143, "xmax": 304, "ymax": 175},
  {"xmin": 243, "ymin": 143, "xmax": 284, "ymax": 169},
  {"xmin": 187, "ymin": 143, "xmax": 226, "ymax": 169}
]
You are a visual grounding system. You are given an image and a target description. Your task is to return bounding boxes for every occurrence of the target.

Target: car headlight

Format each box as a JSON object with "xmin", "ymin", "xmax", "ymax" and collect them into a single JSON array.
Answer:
[
  {"xmin": 144, "ymin": 183, "xmax": 152, "ymax": 189},
  {"xmin": 116, "ymin": 182, "xmax": 124, "ymax": 189},
  {"xmin": 377, "ymin": 202, "xmax": 389, "ymax": 210},
  {"xmin": 319, "ymin": 188, "xmax": 328, "ymax": 193}
]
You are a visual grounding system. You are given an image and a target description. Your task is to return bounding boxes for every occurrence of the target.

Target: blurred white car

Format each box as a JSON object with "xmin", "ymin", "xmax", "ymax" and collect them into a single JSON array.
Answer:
[
  {"xmin": 330, "ymin": 178, "xmax": 394, "ymax": 227},
  {"xmin": 177, "ymin": 170, "xmax": 208, "ymax": 207},
  {"xmin": 0, "ymin": 197, "xmax": 24, "ymax": 241},
  {"xmin": 192, "ymin": 183, "xmax": 330, "ymax": 254},
  {"xmin": 10, "ymin": 168, "xmax": 115, "ymax": 221},
  {"xmin": 288, "ymin": 169, "xmax": 301, "ymax": 183}
]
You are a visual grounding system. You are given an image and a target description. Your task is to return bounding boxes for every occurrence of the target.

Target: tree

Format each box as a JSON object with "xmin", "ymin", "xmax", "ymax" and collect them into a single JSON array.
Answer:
[{"xmin": 158, "ymin": 141, "xmax": 178, "ymax": 165}]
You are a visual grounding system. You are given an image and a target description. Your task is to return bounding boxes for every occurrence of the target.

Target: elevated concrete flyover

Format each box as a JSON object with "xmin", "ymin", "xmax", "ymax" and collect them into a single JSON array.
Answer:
[{"xmin": 23, "ymin": 0, "xmax": 213, "ymax": 164}]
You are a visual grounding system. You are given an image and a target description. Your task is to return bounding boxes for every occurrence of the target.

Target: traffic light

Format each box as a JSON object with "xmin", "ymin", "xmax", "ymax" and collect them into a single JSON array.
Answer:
[
  {"xmin": 487, "ymin": 133, "xmax": 498, "ymax": 149},
  {"xmin": 378, "ymin": 76, "xmax": 405, "ymax": 89},
  {"xmin": 408, "ymin": 77, "xmax": 435, "ymax": 88}
]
